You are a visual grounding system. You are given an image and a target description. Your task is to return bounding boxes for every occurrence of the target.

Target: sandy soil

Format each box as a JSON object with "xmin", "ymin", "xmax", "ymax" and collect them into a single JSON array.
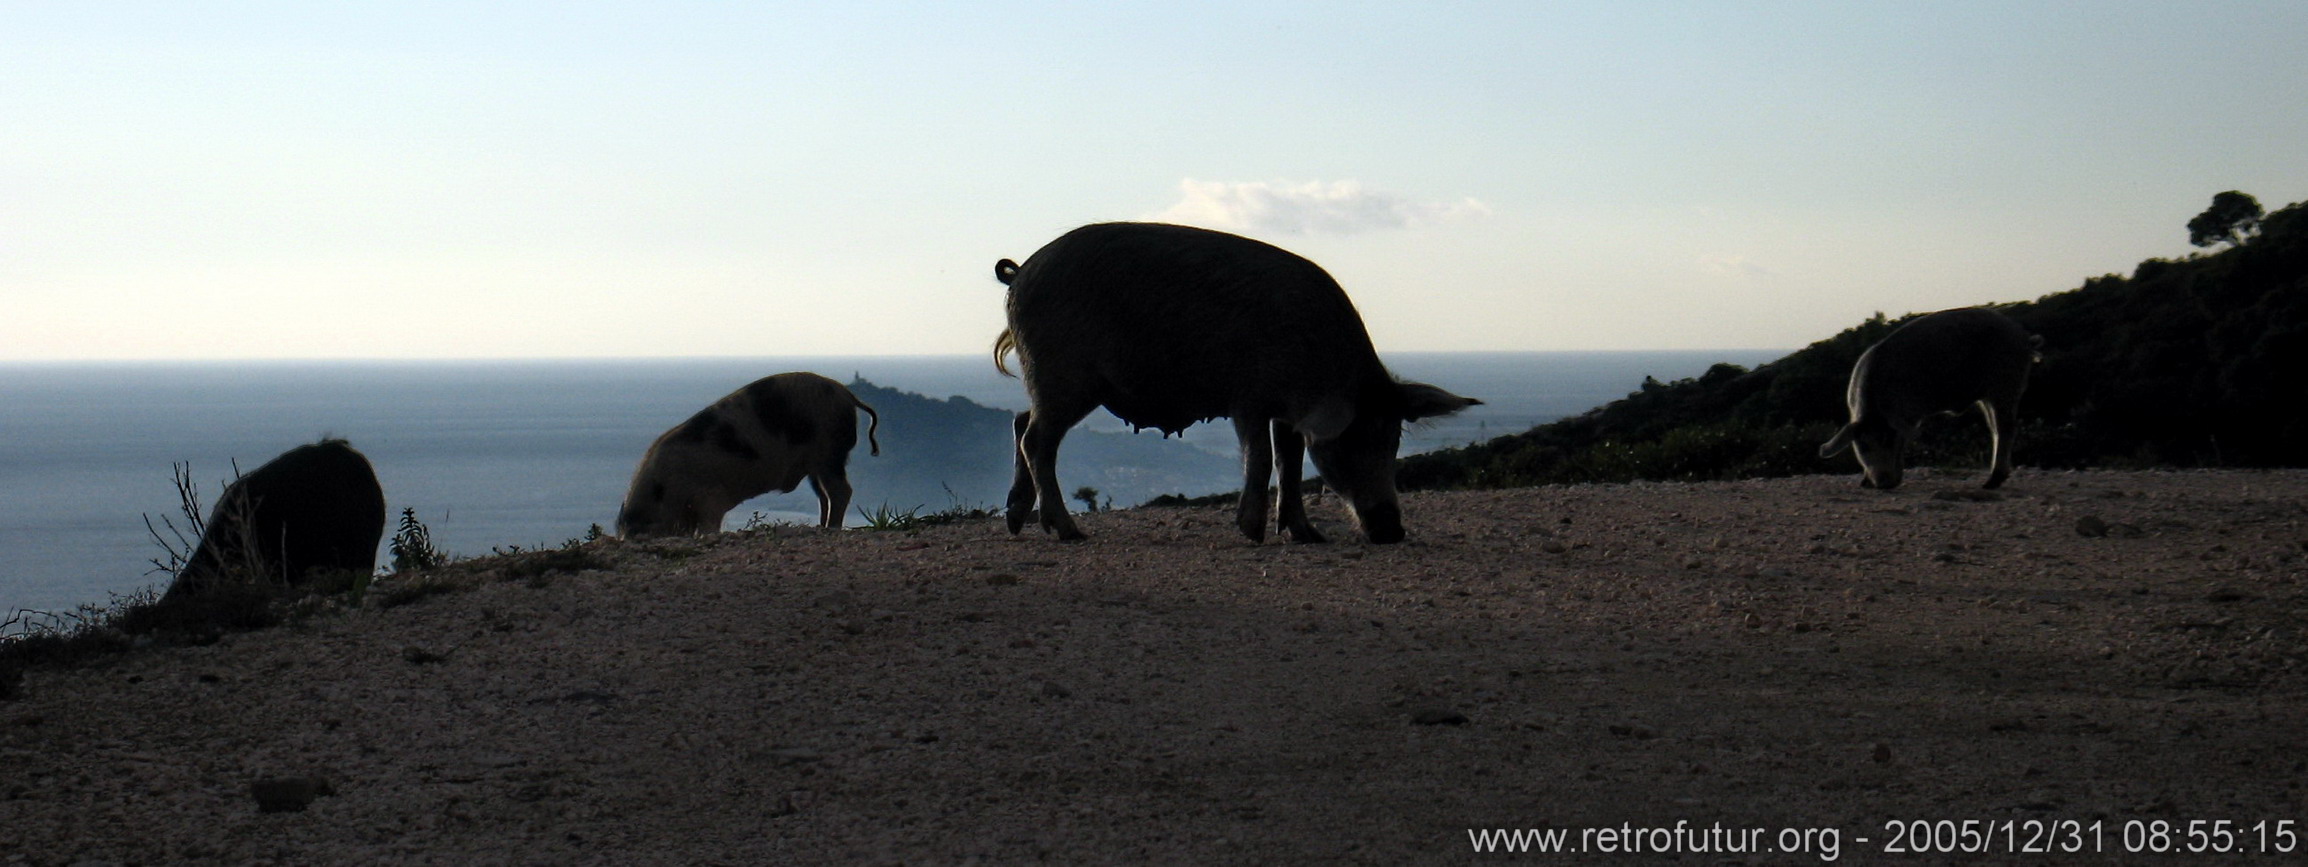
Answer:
[{"xmin": 5, "ymin": 469, "xmax": 2307, "ymax": 865}]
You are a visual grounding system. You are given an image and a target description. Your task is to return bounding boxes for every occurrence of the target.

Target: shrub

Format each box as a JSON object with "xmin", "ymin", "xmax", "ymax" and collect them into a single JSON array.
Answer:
[{"xmin": 388, "ymin": 508, "xmax": 447, "ymax": 573}]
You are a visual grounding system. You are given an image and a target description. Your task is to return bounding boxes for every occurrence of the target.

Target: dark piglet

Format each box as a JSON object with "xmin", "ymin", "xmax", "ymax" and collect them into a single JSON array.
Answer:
[{"xmin": 162, "ymin": 438, "xmax": 386, "ymax": 603}]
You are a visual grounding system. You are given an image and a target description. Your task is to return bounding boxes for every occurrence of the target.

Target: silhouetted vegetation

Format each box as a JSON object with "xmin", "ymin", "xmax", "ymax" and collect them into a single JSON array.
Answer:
[
  {"xmin": 389, "ymin": 507, "xmax": 447, "ymax": 573},
  {"xmin": 2189, "ymin": 190, "xmax": 2264, "ymax": 249},
  {"xmin": 1402, "ymin": 194, "xmax": 2308, "ymax": 490},
  {"xmin": 1143, "ymin": 491, "xmax": 1239, "ymax": 508}
]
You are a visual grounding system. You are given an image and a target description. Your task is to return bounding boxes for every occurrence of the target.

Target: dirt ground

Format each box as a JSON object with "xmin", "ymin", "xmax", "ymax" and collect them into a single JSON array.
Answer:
[{"xmin": 5, "ymin": 469, "xmax": 2306, "ymax": 865}]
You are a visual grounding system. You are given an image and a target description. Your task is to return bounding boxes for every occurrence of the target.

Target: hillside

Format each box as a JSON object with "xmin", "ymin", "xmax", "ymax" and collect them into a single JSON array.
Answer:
[
  {"xmin": 1400, "ymin": 195, "xmax": 2308, "ymax": 490},
  {"xmin": 4, "ymin": 471, "xmax": 2304, "ymax": 862}
]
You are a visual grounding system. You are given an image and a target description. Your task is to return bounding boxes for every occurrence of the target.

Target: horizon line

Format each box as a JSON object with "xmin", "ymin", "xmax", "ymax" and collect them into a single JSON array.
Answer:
[{"xmin": 0, "ymin": 347, "xmax": 1798, "ymax": 365}]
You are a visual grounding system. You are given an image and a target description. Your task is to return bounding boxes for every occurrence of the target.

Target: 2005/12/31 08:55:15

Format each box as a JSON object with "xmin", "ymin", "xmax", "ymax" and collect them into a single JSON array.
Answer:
[{"xmin": 1877, "ymin": 818, "xmax": 2298, "ymax": 856}]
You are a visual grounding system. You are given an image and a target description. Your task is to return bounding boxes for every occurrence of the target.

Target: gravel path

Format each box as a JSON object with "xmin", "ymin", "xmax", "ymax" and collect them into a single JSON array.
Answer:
[{"xmin": 6, "ymin": 470, "xmax": 2306, "ymax": 864}]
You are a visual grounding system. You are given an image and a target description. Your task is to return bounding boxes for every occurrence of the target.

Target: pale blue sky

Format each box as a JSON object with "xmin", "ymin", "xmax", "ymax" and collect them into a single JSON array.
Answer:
[{"xmin": 4, "ymin": 1, "xmax": 2303, "ymax": 359}]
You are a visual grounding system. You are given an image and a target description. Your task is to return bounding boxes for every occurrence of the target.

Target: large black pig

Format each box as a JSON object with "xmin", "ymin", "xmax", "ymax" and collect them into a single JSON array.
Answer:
[{"xmin": 993, "ymin": 222, "xmax": 1478, "ymax": 544}]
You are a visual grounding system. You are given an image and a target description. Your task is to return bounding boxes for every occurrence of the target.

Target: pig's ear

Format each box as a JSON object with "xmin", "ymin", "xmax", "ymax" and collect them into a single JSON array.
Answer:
[
  {"xmin": 1399, "ymin": 383, "xmax": 1479, "ymax": 422},
  {"xmin": 1819, "ymin": 423, "xmax": 1856, "ymax": 458},
  {"xmin": 1299, "ymin": 398, "xmax": 1356, "ymax": 442}
]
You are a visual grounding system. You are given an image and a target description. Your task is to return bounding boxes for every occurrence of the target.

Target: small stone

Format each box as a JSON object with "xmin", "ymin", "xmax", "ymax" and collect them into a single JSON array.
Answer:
[
  {"xmin": 984, "ymin": 573, "xmax": 1020, "ymax": 586},
  {"xmin": 1932, "ymin": 489, "xmax": 2003, "ymax": 502},
  {"xmin": 476, "ymin": 752, "xmax": 525, "ymax": 769},
  {"xmin": 1871, "ymin": 742, "xmax": 1893, "ymax": 764},
  {"xmin": 401, "ymin": 646, "xmax": 448, "ymax": 665},
  {"xmin": 1040, "ymin": 681, "xmax": 1072, "ymax": 699},
  {"xmin": 2074, "ymin": 515, "xmax": 2109, "ymax": 538},
  {"xmin": 1411, "ymin": 707, "xmax": 1469, "ymax": 726},
  {"xmin": 250, "ymin": 776, "xmax": 334, "ymax": 813},
  {"xmin": 762, "ymin": 747, "xmax": 824, "ymax": 766},
  {"xmin": 1539, "ymin": 540, "xmax": 1568, "ymax": 554}
]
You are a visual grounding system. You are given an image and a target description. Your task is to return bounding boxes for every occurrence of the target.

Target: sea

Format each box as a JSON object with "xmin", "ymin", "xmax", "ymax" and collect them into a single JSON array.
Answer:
[{"xmin": 0, "ymin": 350, "xmax": 1784, "ymax": 623}]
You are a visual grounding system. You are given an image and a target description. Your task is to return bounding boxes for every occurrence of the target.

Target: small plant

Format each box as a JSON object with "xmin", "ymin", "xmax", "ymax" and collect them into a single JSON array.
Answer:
[
  {"xmin": 907, "ymin": 484, "xmax": 998, "ymax": 527},
  {"xmin": 556, "ymin": 526, "xmax": 609, "ymax": 549},
  {"xmin": 143, "ymin": 460, "xmax": 272, "ymax": 588},
  {"xmin": 918, "ymin": 503, "xmax": 996, "ymax": 526},
  {"xmin": 739, "ymin": 511, "xmax": 798, "ymax": 532},
  {"xmin": 141, "ymin": 462, "xmax": 209, "ymax": 579},
  {"xmin": 1145, "ymin": 490, "xmax": 1237, "ymax": 508},
  {"xmin": 855, "ymin": 503, "xmax": 926, "ymax": 532},
  {"xmin": 1, "ymin": 592, "xmax": 145, "ymax": 668},
  {"xmin": 133, "ymin": 460, "xmax": 290, "ymax": 633},
  {"xmin": 346, "ymin": 570, "xmax": 376, "ymax": 608},
  {"xmin": 1073, "ymin": 486, "xmax": 1102, "ymax": 513},
  {"xmin": 388, "ymin": 508, "xmax": 447, "ymax": 573}
]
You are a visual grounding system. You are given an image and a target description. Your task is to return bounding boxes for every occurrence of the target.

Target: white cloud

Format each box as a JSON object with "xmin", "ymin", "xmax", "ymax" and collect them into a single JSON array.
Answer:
[
  {"xmin": 1152, "ymin": 179, "xmax": 1491, "ymax": 236},
  {"xmin": 1701, "ymin": 254, "xmax": 1775, "ymax": 280}
]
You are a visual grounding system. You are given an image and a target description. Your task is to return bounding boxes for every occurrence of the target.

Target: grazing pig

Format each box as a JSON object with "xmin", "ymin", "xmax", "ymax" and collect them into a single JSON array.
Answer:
[
  {"xmin": 161, "ymin": 438, "xmax": 386, "ymax": 603},
  {"xmin": 1819, "ymin": 307, "xmax": 2040, "ymax": 490},
  {"xmin": 617, "ymin": 373, "xmax": 881, "ymax": 536},
  {"xmin": 992, "ymin": 221, "xmax": 1478, "ymax": 544}
]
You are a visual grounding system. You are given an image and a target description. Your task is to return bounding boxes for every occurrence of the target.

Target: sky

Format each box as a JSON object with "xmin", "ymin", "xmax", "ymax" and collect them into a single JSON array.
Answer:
[{"xmin": 4, "ymin": 1, "xmax": 2304, "ymax": 360}]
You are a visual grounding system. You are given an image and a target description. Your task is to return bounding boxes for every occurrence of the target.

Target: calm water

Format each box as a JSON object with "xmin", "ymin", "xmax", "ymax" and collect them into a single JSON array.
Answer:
[{"xmin": 0, "ymin": 350, "xmax": 1782, "ymax": 620}]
